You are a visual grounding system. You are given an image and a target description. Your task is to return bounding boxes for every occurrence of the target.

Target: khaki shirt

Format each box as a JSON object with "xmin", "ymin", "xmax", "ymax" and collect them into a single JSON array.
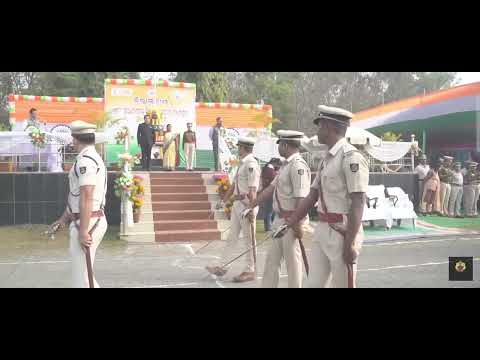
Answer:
[
  {"xmin": 464, "ymin": 169, "xmax": 477, "ymax": 185},
  {"xmin": 438, "ymin": 166, "xmax": 449, "ymax": 183},
  {"xmin": 68, "ymin": 146, "xmax": 107, "ymax": 213},
  {"xmin": 311, "ymin": 138, "xmax": 369, "ymax": 214},
  {"xmin": 474, "ymin": 170, "xmax": 480, "ymax": 185},
  {"xmin": 447, "ymin": 168, "xmax": 456, "ymax": 183},
  {"xmin": 183, "ymin": 130, "xmax": 196, "ymax": 144},
  {"xmin": 234, "ymin": 153, "xmax": 261, "ymax": 197},
  {"xmin": 272, "ymin": 153, "xmax": 311, "ymax": 213}
]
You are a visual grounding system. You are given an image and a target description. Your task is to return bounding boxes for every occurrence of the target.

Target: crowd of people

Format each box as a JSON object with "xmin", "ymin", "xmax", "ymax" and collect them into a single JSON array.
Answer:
[{"xmin": 416, "ymin": 154, "xmax": 480, "ymax": 218}]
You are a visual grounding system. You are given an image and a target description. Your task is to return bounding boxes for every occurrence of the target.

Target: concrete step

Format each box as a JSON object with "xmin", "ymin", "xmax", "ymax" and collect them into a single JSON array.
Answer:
[
  {"xmin": 150, "ymin": 185, "xmax": 206, "ymax": 193},
  {"xmin": 151, "ymin": 201, "xmax": 212, "ymax": 211},
  {"xmin": 155, "ymin": 229, "xmax": 221, "ymax": 243},
  {"xmin": 154, "ymin": 220, "xmax": 218, "ymax": 231},
  {"xmin": 151, "ymin": 193, "xmax": 209, "ymax": 202},
  {"xmin": 139, "ymin": 204, "xmax": 153, "ymax": 212},
  {"xmin": 152, "ymin": 210, "xmax": 215, "ymax": 221},
  {"xmin": 120, "ymin": 232, "xmax": 156, "ymax": 243},
  {"xmin": 123, "ymin": 221, "xmax": 155, "ymax": 233},
  {"xmin": 150, "ymin": 178, "xmax": 205, "ymax": 186}
]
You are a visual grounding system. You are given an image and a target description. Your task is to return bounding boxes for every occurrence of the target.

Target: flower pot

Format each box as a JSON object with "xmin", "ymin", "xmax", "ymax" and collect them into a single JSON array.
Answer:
[
  {"xmin": 0, "ymin": 162, "xmax": 15, "ymax": 172},
  {"xmin": 133, "ymin": 211, "xmax": 141, "ymax": 223}
]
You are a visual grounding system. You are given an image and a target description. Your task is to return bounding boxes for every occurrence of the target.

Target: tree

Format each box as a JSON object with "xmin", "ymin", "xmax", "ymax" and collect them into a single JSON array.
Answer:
[
  {"xmin": 290, "ymin": 72, "xmax": 458, "ymax": 135},
  {"xmin": 175, "ymin": 72, "xmax": 230, "ymax": 102},
  {"xmin": 0, "ymin": 72, "xmax": 140, "ymax": 128},
  {"xmin": 223, "ymin": 72, "xmax": 299, "ymax": 132},
  {"xmin": 198, "ymin": 72, "xmax": 229, "ymax": 102},
  {"xmin": 0, "ymin": 72, "xmax": 42, "ymax": 128},
  {"xmin": 35, "ymin": 72, "xmax": 139, "ymax": 97}
]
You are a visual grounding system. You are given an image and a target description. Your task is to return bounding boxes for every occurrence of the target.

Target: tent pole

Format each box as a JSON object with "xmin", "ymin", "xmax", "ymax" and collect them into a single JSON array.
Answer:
[
  {"xmin": 411, "ymin": 134, "xmax": 415, "ymax": 172},
  {"xmin": 422, "ymin": 129, "xmax": 426, "ymax": 154}
]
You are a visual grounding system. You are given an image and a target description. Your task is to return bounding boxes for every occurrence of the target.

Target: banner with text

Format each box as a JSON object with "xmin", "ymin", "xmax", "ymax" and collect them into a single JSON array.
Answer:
[{"xmin": 104, "ymin": 81, "xmax": 196, "ymax": 146}]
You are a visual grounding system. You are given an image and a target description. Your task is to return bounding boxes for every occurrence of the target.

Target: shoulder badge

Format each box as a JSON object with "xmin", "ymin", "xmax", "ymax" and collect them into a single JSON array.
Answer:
[
  {"xmin": 350, "ymin": 163, "xmax": 359, "ymax": 173},
  {"xmin": 80, "ymin": 166, "xmax": 87, "ymax": 175},
  {"xmin": 298, "ymin": 169, "xmax": 305, "ymax": 175}
]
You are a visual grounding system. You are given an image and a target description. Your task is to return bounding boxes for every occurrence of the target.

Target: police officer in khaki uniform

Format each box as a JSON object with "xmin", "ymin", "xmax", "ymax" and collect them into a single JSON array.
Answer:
[
  {"xmin": 473, "ymin": 165, "xmax": 480, "ymax": 217},
  {"xmin": 282, "ymin": 106, "xmax": 369, "ymax": 288},
  {"xmin": 462, "ymin": 161, "xmax": 477, "ymax": 217},
  {"xmin": 438, "ymin": 156, "xmax": 452, "ymax": 216},
  {"xmin": 443, "ymin": 156, "xmax": 455, "ymax": 216},
  {"xmin": 183, "ymin": 122, "xmax": 197, "ymax": 171},
  {"xmin": 414, "ymin": 154, "xmax": 429, "ymax": 215},
  {"xmin": 448, "ymin": 161, "xmax": 464, "ymax": 218},
  {"xmin": 206, "ymin": 137, "xmax": 261, "ymax": 283},
  {"xmin": 250, "ymin": 130, "xmax": 311, "ymax": 288},
  {"xmin": 50, "ymin": 121, "xmax": 108, "ymax": 288}
]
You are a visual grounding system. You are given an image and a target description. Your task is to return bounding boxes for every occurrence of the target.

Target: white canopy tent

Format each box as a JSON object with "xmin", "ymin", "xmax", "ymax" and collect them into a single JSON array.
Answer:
[
  {"xmin": 301, "ymin": 127, "xmax": 417, "ymax": 168},
  {"xmin": 345, "ymin": 126, "xmax": 382, "ymax": 146}
]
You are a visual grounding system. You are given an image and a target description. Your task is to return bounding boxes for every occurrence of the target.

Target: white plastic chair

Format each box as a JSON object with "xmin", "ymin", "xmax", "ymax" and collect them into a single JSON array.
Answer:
[
  {"xmin": 385, "ymin": 187, "xmax": 417, "ymax": 229},
  {"xmin": 362, "ymin": 185, "xmax": 393, "ymax": 230}
]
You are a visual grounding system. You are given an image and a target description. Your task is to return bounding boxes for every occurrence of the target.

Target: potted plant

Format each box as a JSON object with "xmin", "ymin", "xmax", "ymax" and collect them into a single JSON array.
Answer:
[
  {"xmin": 29, "ymin": 127, "xmax": 47, "ymax": 148},
  {"xmin": 132, "ymin": 198, "xmax": 144, "ymax": 223},
  {"xmin": 214, "ymin": 173, "xmax": 231, "ymax": 200},
  {"xmin": 213, "ymin": 173, "xmax": 234, "ymax": 219},
  {"xmin": 130, "ymin": 175, "xmax": 145, "ymax": 223},
  {"xmin": 113, "ymin": 167, "xmax": 145, "ymax": 224}
]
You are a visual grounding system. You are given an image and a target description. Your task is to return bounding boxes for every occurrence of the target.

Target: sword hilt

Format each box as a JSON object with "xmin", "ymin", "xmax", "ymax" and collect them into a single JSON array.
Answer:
[{"xmin": 273, "ymin": 224, "xmax": 289, "ymax": 239}]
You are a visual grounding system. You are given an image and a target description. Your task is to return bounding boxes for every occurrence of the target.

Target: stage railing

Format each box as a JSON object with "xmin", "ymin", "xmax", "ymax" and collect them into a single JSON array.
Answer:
[
  {"xmin": 0, "ymin": 139, "xmax": 108, "ymax": 173},
  {"xmin": 0, "ymin": 139, "xmax": 79, "ymax": 173},
  {"xmin": 301, "ymin": 150, "xmax": 415, "ymax": 174}
]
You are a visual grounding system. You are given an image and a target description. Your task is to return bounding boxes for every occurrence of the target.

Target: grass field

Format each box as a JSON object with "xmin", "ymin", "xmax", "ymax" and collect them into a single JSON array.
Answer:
[{"xmin": 418, "ymin": 214, "xmax": 480, "ymax": 230}]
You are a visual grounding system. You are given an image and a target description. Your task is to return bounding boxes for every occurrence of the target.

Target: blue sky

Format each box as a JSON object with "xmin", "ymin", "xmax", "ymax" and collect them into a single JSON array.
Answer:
[{"xmin": 457, "ymin": 72, "xmax": 480, "ymax": 85}]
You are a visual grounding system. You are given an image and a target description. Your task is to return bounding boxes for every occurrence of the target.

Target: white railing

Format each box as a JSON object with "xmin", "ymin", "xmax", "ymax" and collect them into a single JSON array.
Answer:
[
  {"xmin": 366, "ymin": 153, "xmax": 415, "ymax": 173},
  {"xmin": 0, "ymin": 137, "xmax": 108, "ymax": 173},
  {"xmin": 300, "ymin": 150, "xmax": 415, "ymax": 174},
  {"xmin": 0, "ymin": 139, "xmax": 73, "ymax": 173}
]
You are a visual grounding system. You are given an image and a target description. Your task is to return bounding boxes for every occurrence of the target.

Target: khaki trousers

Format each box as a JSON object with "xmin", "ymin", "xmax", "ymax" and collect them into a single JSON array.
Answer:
[
  {"xmin": 214, "ymin": 201, "xmax": 258, "ymax": 273},
  {"xmin": 69, "ymin": 216, "xmax": 108, "ymax": 288},
  {"xmin": 262, "ymin": 217, "xmax": 304, "ymax": 288},
  {"xmin": 305, "ymin": 220, "xmax": 364, "ymax": 288},
  {"xmin": 184, "ymin": 143, "xmax": 196, "ymax": 170}
]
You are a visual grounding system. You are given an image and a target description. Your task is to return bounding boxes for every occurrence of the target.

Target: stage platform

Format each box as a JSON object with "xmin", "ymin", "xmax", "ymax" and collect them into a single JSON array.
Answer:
[{"xmin": 0, "ymin": 171, "xmax": 420, "ymax": 227}]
